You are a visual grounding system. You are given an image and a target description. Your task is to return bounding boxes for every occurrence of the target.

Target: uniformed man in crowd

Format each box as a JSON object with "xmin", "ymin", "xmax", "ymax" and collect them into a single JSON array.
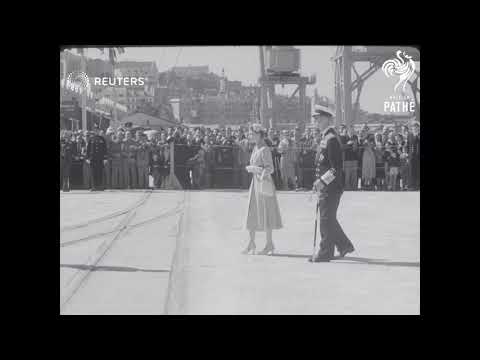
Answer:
[
  {"xmin": 220, "ymin": 129, "xmax": 235, "ymax": 188},
  {"xmin": 310, "ymin": 113, "xmax": 355, "ymax": 263},
  {"xmin": 292, "ymin": 127, "xmax": 303, "ymax": 190},
  {"xmin": 110, "ymin": 131, "xmax": 124, "ymax": 189},
  {"xmin": 60, "ymin": 130, "xmax": 77, "ymax": 192},
  {"xmin": 123, "ymin": 131, "xmax": 138, "ymax": 189},
  {"xmin": 136, "ymin": 132, "xmax": 151, "ymax": 189},
  {"xmin": 86, "ymin": 124, "xmax": 108, "ymax": 191},
  {"xmin": 408, "ymin": 121, "xmax": 420, "ymax": 190},
  {"xmin": 102, "ymin": 127, "xmax": 114, "ymax": 189},
  {"xmin": 81, "ymin": 131, "xmax": 93, "ymax": 190}
]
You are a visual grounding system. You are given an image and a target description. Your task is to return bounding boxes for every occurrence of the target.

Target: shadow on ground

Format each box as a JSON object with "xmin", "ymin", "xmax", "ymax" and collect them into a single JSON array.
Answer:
[
  {"xmin": 60, "ymin": 264, "xmax": 170, "ymax": 273},
  {"xmin": 270, "ymin": 254, "xmax": 419, "ymax": 268}
]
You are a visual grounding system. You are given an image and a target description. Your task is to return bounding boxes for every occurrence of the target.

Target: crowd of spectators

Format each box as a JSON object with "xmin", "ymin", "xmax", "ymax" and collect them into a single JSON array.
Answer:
[{"xmin": 60, "ymin": 121, "xmax": 420, "ymax": 192}]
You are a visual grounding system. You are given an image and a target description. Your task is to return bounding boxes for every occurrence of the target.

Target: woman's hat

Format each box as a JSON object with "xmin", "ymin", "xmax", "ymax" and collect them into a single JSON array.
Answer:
[
  {"xmin": 250, "ymin": 123, "xmax": 266, "ymax": 134},
  {"xmin": 312, "ymin": 104, "xmax": 335, "ymax": 117}
]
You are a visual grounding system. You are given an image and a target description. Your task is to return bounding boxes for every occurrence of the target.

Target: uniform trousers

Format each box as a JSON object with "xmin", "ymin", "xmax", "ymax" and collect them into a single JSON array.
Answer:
[
  {"xmin": 317, "ymin": 190, "xmax": 354, "ymax": 257},
  {"xmin": 83, "ymin": 160, "xmax": 92, "ymax": 189},
  {"xmin": 343, "ymin": 160, "xmax": 358, "ymax": 190},
  {"xmin": 90, "ymin": 160, "xmax": 104, "ymax": 190},
  {"xmin": 124, "ymin": 158, "xmax": 137, "ymax": 189}
]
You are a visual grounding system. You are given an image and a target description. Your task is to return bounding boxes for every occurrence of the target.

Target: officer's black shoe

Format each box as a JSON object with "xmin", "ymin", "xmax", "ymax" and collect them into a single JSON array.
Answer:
[
  {"xmin": 309, "ymin": 252, "xmax": 333, "ymax": 262},
  {"xmin": 338, "ymin": 245, "xmax": 355, "ymax": 258},
  {"xmin": 309, "ymin": 255, "xmax": 331, "ymax": 263}
]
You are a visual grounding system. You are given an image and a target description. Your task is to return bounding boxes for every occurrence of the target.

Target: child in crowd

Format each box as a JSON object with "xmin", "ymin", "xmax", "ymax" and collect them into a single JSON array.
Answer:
[
  {"xmin": 150, "ymin": 152, "xmax": 164, "ymax": 189},
  {"xmin": 374, "ymin": 133, "xmax": 386, "ymax": 191},
  {"xmin": 385, "ymin": 144, "xmax": 401, "ymax": 191},
  {"xmin": 361, "ymin": 136, "xmax": 376, "ymax": 190}
]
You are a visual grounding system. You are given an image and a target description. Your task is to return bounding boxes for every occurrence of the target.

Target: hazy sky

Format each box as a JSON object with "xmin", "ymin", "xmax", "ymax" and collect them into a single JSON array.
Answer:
[{"xmin": 84, "ymin": 46, "xmax": 419, "ymax": 114}]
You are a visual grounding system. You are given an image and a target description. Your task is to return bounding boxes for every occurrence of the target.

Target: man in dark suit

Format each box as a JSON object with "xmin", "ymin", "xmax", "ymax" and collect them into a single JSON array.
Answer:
[
  {"xmin": 86, "ymin": 124, "xmax": 108, "ymax": 191},
  {"xmin": 309, "ymin": 114, "xmax": 355, "ymax": 263},
  {"xmin": 408, "ymin": 121, "xmax": 420, "ymax": 191},
  {"xmin": 60, "ymin": 130, "xmax": 77, "ymax": 192}
]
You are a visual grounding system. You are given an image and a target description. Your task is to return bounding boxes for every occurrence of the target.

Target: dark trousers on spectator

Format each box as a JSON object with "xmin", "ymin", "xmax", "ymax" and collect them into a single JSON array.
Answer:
[
  {"xmin": 83, "ymin": 160, "xmax": 92, "ymax": 189},
  {"xmin": 294, "ymin": 162, "xmax": 303, "ymax": 189},
  {"xmin": 409, "ymin": 156, "xmax": 420, "ymax": 190},
  {"xmin": 239, "ymin": 165, "xmax": 249, "ymax": 189},
  {"xmin": 103, "ymin": 160, "xmax": 111, "ymax": 189},
  {"xmin": 400, "ymin": 163, "xmax": 409, "ymax": 189},
  {"xmin": 343, "ymin": 160, "xmax": 358, "ymax": 190},
  {"xmin": 152, "ymin": 169, "xmax": 162, "ymax": 188},
  {"xmin": 111, "ymin": 158, "xmax": 123, "ymax": 189},
  {"xmin": 137, "ymin": 162, "xmax": 149, "ymax": 189},
  {"xmin": 204, "ymin": 168, "xmax": 212, "ymax": 189},
  {"xmin": 60, "ymin": 157, "xmax": 63, "ymax": 190},
  {"xmin": 61, "ymin": 159, "xmax": 72, "ymax": 191},
  {"xmin": 175, "ymin": 166, "xmax": 188, "ymax": 189},
  {"xmin": 125, "ymin": 159, "xmax": 137, "ymax": 189},
  {"xmin": 91, "ymin": 160, "xmax": 104, "ymax": 190}
]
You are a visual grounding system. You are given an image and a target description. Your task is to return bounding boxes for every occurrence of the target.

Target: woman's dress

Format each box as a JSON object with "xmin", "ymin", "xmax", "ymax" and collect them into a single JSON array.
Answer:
[
  {"xmin": 362, "ymin": 144, "xmax": 376, "ymax": 181},
  {"xmin": 245, "ymin": 145, "xmax": 283, "ymax": 231}
]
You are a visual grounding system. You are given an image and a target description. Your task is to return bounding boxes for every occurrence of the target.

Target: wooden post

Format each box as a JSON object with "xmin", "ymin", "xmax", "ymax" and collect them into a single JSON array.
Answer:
[
  {"xmin": 81, "ymin": 53, "xmax": 87, "ymax": 130},
  {"xmin": 161, "ymin": 141, "xmax": 182, "ymax": 189}
]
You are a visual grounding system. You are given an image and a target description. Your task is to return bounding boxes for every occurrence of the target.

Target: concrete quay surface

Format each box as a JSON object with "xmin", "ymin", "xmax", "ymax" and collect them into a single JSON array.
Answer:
[{"xmin": 60, "ymin": 190, "xmax": 420, "ymax": 315}]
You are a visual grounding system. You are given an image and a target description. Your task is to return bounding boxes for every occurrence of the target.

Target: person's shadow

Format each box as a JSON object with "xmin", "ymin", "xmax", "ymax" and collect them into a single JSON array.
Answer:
[
  {"xmin": 60, "ymin": 264, "xmax": 170, "ymax": 273},
  {"xmin": 270, "ymin": 254, "xmax": 419, "ymax": 268}
]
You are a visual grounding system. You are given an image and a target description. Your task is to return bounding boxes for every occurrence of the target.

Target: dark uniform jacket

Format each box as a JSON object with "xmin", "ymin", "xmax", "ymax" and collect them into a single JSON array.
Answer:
[
  {"xmin": 60, "ymin": 139, "xmax": 77, "ymax": 163},
  {"xmin": 86, "ymin": 135, "xmax": 108, "ymax": 162},
  {"xmin": 315, "ymin": 133, "xmax": 344, "ymax": 193},
  {"xmin": 408, "ymin": 133, "xmax": 420, "ymax": 158}
]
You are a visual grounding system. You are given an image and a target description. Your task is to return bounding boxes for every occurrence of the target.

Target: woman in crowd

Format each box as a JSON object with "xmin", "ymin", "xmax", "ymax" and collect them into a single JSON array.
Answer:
[
  {"xmin": 374, "ymin": 132, "xmax": 386, "ymax": 191},
  {"xmin": 396, "ymin": 133, "xmax": 409, "ymax": 190},
  {"xmin": 243, "ymin": 124, "xmax": 283, "ymax": 255},
  {"xmin": 202, "ymin": 136, "xmax": 214, "ymax": 189},
  {"xmin": 278, "ymin": 130, "xmax": 296, "ymax": 190},
  {"xmin": 60, "ymin": 130, "xmax": 77, "ymax": 192},
  {"xmin": 237, "ymin": 134, "xmax": 251, "ymax": 189},
  {"xmin": 361, "ymin": 135, "xmax": 376, "ymax": 190},
  {"xmin": 385, "ymin": 143, "xmax": 401, "ymax": 191}
]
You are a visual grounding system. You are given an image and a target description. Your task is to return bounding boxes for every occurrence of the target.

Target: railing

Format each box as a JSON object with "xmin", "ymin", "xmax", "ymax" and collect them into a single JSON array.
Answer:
[{"xmin": 63, "ymin": 141, "xmax": 416, "ymax": 191}]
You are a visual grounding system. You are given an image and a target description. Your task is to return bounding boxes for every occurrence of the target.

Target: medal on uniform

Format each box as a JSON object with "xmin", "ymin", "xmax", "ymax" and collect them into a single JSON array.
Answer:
[{"xmin": 321, "ymin": 168, "xmax": 336, "ymax": 185}]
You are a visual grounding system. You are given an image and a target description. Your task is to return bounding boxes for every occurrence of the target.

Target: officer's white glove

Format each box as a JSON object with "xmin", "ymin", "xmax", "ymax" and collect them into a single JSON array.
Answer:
[
  {"xmin": 103, "ymin": 160, "xmax": 108, "ymax": 165},
  {"xmin": 85, "ymin": 159, "xmax": 90, "ymax": 164},
  {"xmin": 313, "ymin": 179, "xmax": 324, "ymax": 193}
]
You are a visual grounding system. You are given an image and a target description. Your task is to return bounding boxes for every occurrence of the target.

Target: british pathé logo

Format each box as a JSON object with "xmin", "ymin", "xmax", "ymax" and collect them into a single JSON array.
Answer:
[
  {"xmin": 382, "ymin": 50, "xmax": 416, "ymax": 114},
  {"xmin": 382, "ymin": 50, "xmax": 416, "ymax": 92}
]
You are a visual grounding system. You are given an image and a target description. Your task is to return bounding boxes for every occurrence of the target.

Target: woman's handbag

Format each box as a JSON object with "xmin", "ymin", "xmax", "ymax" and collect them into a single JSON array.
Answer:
[{"xmin": 257, "ymin": 173, "xmax": 275, "ymax": 197}]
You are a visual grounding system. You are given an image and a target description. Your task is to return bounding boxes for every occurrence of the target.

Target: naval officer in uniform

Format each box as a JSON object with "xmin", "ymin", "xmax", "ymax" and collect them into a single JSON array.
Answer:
[
  {"xmin": 310, "ymin": 110, "xmax": 355, "ymax": 262},
  {"xmin": 86, "ymin": 124, "xmax": 108, "ymax": 191}
]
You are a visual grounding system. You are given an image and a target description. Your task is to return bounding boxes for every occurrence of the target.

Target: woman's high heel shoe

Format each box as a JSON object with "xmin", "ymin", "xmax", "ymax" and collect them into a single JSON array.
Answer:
[
  {"xmin": 258, "ymin": 244, "xmax": 275, "ymax": 256},
  {"xmin": 242, "ymin": 242, "xmax": 256, "ymax": 255}
]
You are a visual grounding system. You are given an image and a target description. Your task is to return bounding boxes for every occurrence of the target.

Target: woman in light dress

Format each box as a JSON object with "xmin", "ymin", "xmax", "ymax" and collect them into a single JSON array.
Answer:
[
  {"xmin": 243, "ymin": 124, "xmax": 283, "ymax": 255},
  {"xmin": 361, "ymin": 135, "xmax": 376, "ymax": 190},
  {"xmin": 278, "ymin": 130, "xmax": 296, "ymax": 190}
]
